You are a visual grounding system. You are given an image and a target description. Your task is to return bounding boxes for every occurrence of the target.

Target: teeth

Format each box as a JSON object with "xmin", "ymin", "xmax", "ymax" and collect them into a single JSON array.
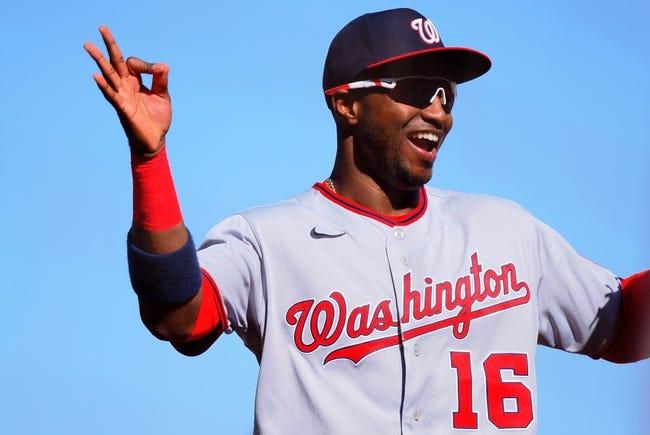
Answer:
[{"xmin": 410, "ymin": 132, "xmax": 440, "ymax": 143}]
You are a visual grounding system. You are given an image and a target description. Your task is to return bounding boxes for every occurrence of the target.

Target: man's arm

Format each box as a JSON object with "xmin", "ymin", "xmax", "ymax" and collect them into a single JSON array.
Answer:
[
  {"xmin": 130, "ymin": 224, "xmax": 201, "ymax": 341},
  {"xmin": 84, "ymin": 26, "xmax": 224, "ymax": 344},
  {"xmin": 602, "ymin": 270, "xmax": 650, "ymax": 363}
]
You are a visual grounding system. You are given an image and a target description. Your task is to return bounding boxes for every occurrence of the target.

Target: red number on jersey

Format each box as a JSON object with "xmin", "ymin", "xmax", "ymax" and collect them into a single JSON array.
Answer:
[
  {"xmin": 450, "ymin": 351, "xmax": 533, "ymax": 430},
  {"xmin": 483, "ymin": 353, "xmax": 533, "ymax": 429},
  {"xmin": 450, "ymin": 351, "xmax": 478, "ymax": 429}
]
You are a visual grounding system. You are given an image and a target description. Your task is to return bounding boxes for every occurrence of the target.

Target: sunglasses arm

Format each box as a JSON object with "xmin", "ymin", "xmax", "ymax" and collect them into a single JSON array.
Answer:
[{"xmin": 429, "ymin": 87, "xmax": 448, "ymax": 105}]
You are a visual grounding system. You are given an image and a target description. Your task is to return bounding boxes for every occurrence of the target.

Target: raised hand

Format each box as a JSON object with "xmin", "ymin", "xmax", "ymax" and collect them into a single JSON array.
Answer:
[{"xmin": 84, "ymin": 26, "xmax": 171, "ymax": 155}]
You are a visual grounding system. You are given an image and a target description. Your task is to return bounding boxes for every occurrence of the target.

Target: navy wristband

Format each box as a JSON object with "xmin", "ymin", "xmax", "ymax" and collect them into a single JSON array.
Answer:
[{"xmin": 127, "ymin": 230, "xmax": 202, "ymax": 305}]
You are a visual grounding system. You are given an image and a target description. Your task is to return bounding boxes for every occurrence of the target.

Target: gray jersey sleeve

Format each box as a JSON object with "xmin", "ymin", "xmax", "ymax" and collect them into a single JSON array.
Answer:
[
  {"xmin": 535, "ymin": 218, "xmax": 622, "ymax": 357},
  {"xmin": 196, "ymin": 214, "xmax": 263, "ymax": 351}
]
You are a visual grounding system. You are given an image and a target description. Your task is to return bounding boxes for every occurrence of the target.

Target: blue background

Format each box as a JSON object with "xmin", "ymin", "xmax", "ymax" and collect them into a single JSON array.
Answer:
[{"xmin": 1, "ymin": 0, "xmax": 648, "ymax": 434}]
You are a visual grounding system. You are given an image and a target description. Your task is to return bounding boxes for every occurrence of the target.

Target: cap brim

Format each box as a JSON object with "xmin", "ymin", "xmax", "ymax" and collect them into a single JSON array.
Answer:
[{"xmin": 361, "ymin": 46, "xmax": 491, "ymax": 84}]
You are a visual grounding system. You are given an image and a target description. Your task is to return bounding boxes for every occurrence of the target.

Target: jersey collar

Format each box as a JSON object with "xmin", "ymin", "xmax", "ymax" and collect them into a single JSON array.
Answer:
[{"xmin": 313, "ymin": 182, "xmax": 428, "ymax": 227}]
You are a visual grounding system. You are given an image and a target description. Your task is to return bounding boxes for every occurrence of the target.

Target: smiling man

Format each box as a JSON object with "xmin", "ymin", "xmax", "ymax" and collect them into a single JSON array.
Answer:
[{"xmin": 85, "ymin": 7, "xmax": 649, "ymax": 434}]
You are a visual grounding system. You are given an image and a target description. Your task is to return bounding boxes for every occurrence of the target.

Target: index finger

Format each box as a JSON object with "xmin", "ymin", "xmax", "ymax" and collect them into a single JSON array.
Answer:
[{"xmin": 99, "ymin": 25, "xmax": 129, "ymax": 78}]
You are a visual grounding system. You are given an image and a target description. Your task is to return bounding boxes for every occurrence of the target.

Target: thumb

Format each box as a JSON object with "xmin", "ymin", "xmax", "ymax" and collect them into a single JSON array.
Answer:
[{"xmin": 126, "ymin": 56, "xmax": 158, "ymax": 87}]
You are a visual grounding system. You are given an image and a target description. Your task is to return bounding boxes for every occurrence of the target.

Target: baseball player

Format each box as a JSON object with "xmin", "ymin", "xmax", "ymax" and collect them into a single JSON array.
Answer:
[{"xmin": 84, "ymin": 8, "xmax": 649, "ymax": 434}]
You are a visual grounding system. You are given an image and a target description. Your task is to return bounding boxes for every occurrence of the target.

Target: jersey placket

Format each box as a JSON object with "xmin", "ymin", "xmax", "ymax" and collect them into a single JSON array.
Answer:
[{"xmin": 385, "ymin": 223, "xmax": 426, "ymax": 433}]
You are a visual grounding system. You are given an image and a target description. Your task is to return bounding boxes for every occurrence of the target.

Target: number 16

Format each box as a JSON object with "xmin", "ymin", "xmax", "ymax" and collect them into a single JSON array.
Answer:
[{"xmin": 450, "ymin": 351, "xmax": 533, "ymax": 429}]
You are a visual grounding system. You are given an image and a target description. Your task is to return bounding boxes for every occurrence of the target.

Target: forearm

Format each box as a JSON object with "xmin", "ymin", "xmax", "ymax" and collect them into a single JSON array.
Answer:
[
  {"xmin": 127, "ymin": 147, "xmax": 202, "ymax": 341},
  {"xmin": 129, "ymin": 146, "xmax": 188, "ymax": 253},
  {"xmin": 130, "ymin": 222, "xmax": 188, "ymax": 254}
]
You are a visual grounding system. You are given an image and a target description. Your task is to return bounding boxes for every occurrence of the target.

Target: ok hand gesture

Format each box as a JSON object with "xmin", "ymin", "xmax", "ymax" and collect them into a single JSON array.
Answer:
[{"xmin": 84, "ymin": 26, "xmax": 171, "ymax": 155}]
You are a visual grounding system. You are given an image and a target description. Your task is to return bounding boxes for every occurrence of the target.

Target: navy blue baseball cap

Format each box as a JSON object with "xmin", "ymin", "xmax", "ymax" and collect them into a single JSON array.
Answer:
[{"xmin": 323, "ymin": 8, "xmax": 491, "ymax": 93}]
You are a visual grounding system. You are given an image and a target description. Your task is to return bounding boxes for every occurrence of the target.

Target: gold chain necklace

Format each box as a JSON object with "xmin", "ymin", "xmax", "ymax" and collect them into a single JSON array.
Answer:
[{"xmin": 325, "ymin": 178, "xmax": 337, "ymax": 193}]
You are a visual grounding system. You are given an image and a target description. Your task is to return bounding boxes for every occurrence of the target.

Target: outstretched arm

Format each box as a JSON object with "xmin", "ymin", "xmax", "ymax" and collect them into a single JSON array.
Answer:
[
  {"xmin": 602, "ymin": 270, "xmax": 650, "ymax": 363},
  {"xmin": 84, "ymin": 27, "xmax": 224, "ymax": 347}
]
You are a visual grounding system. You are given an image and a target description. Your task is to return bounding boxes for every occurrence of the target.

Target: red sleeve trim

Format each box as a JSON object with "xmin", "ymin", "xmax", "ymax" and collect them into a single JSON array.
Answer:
[
  {"xmin": 185, "ymin": 268, "xmax": 228, "ymax": 341},
  {"xmin": 602, "ymin": 269, "xmax": 650, "ymax": 363}
]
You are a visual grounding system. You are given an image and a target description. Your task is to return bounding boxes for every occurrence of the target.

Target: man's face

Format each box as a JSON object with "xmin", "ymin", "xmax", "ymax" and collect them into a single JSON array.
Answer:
[{"xmin": 352, "ymin": 83, "xmax": 453, "ymax": 191}]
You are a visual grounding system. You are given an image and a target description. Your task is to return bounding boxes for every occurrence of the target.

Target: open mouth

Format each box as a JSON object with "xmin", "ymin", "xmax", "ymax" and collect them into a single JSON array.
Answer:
[{"xmin": 407, "ymin": 131, "xmax": 440, "ymax": 152}]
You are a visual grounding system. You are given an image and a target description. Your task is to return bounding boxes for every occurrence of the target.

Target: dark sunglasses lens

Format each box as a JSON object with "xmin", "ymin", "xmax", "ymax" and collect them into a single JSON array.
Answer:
[{"xmin": 390, "ymin": 79, "xmax": 454, "ymax": 112}]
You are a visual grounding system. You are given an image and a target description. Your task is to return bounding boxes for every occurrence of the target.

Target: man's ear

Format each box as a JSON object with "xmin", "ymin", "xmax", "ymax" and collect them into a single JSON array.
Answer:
[{"xmin": 330, "ymin": 90, "xmax": 361, "ymax": 126}]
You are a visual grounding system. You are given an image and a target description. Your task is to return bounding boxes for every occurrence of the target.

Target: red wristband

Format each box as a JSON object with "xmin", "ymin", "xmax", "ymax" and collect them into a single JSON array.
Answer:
[{"xmin": 131, "ymin": 146, "xmax": 183, "ymax": 231}]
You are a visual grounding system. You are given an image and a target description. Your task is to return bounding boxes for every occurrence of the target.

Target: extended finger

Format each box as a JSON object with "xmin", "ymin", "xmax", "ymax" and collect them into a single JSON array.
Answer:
[
  {"xmin": 92, "ymin": 73, "xmax": 117, "ymax": 103},
  {"xmin": 93, "ymin": 73, "xmax": 130, "ymax": 116},
  {"xmin": 151, "ymin": 64, "xmax": 169, "ymax": 96},
  {"xmin": 84, "ymin": 41, "xmax": 122, "ymax": 90},
  {"xmin": 99, "ymin": 25, "xmax": 129, "ymax": 78}
]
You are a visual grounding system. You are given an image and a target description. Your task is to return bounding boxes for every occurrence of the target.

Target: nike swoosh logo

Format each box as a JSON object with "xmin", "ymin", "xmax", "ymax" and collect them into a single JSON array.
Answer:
[{"xmin": 310, "ymin": 227, "xmax": 346, "ymax": 239}]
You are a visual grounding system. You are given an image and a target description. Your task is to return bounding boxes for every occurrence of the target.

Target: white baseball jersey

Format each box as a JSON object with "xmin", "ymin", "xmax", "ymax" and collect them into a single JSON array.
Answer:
[{"xmin": 197, "ymin": 182, "xmax": 622, "ymax": 434}]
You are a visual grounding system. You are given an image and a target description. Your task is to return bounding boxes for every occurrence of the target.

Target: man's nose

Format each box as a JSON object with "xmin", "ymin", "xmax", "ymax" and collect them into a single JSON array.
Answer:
[{"xmin": 420, "ymin": 93, "xmax": 449, "ymax": 128}]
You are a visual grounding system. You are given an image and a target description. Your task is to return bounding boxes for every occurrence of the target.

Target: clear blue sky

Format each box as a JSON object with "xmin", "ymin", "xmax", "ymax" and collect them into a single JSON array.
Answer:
[{"xmin": 2, "ymin": 1, "xmax": 648, "ymax": 434}]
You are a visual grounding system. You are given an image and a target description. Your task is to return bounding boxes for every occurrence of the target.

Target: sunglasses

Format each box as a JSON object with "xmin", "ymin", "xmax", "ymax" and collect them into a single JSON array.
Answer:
[{"xmin": 324, "ymin": 76, "xmax": 457, "ymax": 112}]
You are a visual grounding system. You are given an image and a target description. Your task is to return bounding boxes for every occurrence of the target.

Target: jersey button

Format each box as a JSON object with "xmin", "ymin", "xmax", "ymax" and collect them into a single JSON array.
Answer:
[
  {"xmin": 413, "ymin": 344, "xmax": 421, "ymax": 357},
  {"xmin": 413, "ymin": 409, "xmax": 422, "ymax": 422},
  {"xmin": 401, "ymin": 256, "xmax": 410, "ymax": 265},
  {"xmin": 394, "ymin": 228, "xmax": 405, "ymax": 239}
]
